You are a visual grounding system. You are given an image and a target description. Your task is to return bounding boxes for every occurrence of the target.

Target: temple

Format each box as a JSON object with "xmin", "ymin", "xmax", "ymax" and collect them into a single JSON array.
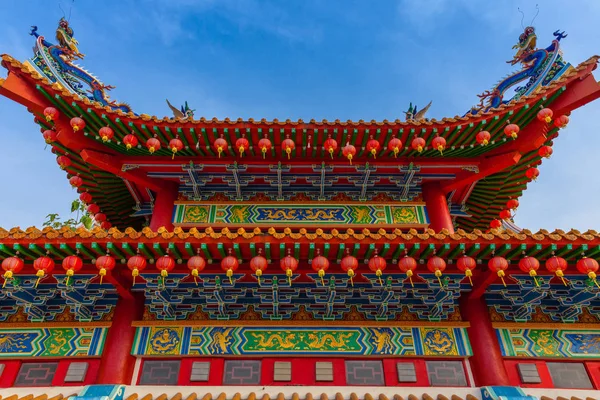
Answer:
[{"xmin": 1, "ymin": 16, "xmax": 600, "ymax": 400}]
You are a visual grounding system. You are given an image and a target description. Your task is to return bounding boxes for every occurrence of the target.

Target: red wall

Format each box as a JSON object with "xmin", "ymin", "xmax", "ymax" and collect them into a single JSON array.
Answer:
[
  {"xmin": 0, "ymin": 359, "xmax": 100, "ymax": 388},
  {"xmin": 504, "ymin": 359, "xmax": 600, "ymax": 389}
]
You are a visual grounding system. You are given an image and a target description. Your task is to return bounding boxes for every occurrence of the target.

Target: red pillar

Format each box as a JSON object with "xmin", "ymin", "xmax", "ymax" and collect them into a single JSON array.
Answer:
[
  {"xmin": 149, "ymin": 182, "xmax": 178, "ymax": 231},
  {"xmin": 96, "ymin": 294, "xmax": 144, "ymax": 384},
  {"xmin": 460, "ymin": 295, "xmax": 510, "ymax": 386},
  {"xmin": 422, "ymin": 182, "xmax": 454, "ymax": 233}
]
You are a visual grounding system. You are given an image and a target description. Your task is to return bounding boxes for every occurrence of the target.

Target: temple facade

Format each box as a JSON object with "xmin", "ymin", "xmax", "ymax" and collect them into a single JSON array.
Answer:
[{"xmin": 0, "ymin": 17, "xmax": 600, "ymax": 400}]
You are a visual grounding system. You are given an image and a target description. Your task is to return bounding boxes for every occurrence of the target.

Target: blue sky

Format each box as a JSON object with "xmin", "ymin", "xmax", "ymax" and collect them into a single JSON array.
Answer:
[{"xmin": 0, "ymin": 0, "xmax": 599, "ymax": 230}]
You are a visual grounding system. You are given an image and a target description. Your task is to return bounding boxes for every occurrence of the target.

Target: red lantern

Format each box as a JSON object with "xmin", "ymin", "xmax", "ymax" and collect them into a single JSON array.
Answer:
[
  {"xmin": 213, "ymin": 136, "xmax": 228, "ymax": 158},
  {"xmin": 427, "ymin": 256, "xmax": 446, "ymax": 286},
  {"xmin": 546, "ymin": 256, "xmax": 568, "ymax": 285},
  {"xmin": 80, "ymin": 192, "xmax": 92, "ymax": 204},
  {"xmin": 476, "ymin": 130, "xmax": 491, "ymax": 146},
  {"xmin": 127, "ymin": 255, "xmax": 147, "ymax": 285},
  {"xmin": 250, "ymin": 249, "xmax": 268, "ymax": 285},
  {"xmin": 457, "ymin": 255, "xmax": 476, "ymax": 286},
  {"xmin": 62, "ymin": 255, "xmax": 83, "ymax": 285},
  {"xmin": 70, "ymin": 117, "xmax": 86, "ymax": 132},
  {"xmin": 43, "ymin": 129, "xmax": 58, "ymax": 144},
  {"xmin": 488, "ymin": 256, "xmax": 509, "ymax": 287},
  {"xmin": 87, "ymin": 204, "xmax": 100, "ymax": 214},
  {"xmin": 100, "ymin": 221, "xmax": 112, "ymax": 230},
  {"xmin": 123, "ymin": 134, "xmax": 139, "ymax": 150},
  {"xmin": 387, "ymin": 137, "xmax": 403, "ymax": 158},
  {"xmin": 57, "ymin": 155, "xmax": 71, "ymax": 170},
  {"xmin": 411, "ymin": 137, "xmax": 426, "ymax": 153},
  {"xmin": 221, "ymin": 249, "xmax": 239, "ymax": 284},
  {"xmin": 95, "ymin": 213, "xmax": 107, "ymax": 223},
  {"xmin": 69, "ymin": 175, "xmax": 83, "ymax": 188},
  {"xmin": 519, "ymin": 256, "xmax": 540, "ymax": 286},
  {"xmin": 366, "ymin": 138, "xmax": 380, "ymax": 158},
  {"xmin": 282, "ymin": 137, "xmax": 295, "ymax": 159},
  {"xmin": 537, "ymin": 108, "xmax": 553, "ymax": 123},
  {"xmin": 280, "ymin": 250, "xmax": 298, "ymax": 285},
  {"xmin": 398, "ymin": 256, "xmax": 417, "ymax": 287},
  {"xmin": 577, "ymin": 257, "xmax": 600, "ymax": 287},
  {"xmin": 33, "ymin": 256, "xmax": 55, "ymax": 287},
  {"xmin": 156, "ymin": 255, "xmax": 176, "ymax": 283},
  {"xmin": 169, "ymin": 138, "xmax": 184, "ymax": 159},
  {"xmin": 258, "ymin": 137, "xmax": 272, "ymax": 158},
  {"xmin": 146, "ymin": 137, "xmax": 161, "ymax": 154},
  {"xmin": 341, "ymin": 252, "xmax": 358, "ymax": 286},
  {"xmin": 99, "ymin": 126, "xmax": 114, "ymax": 142},
  {"xmin": 236, "ymin": 136, "xmax": 250, "ymax": 157},
  {"xmin": 44, "ymin": 107, "xmax": 59, "ymax": 122},
  {"xmin": 538, "ymin": 146, "xmax": 553, "ymax": 158},
  {"xmin": 526, "ymin": 167, "xmax": 540, "ymax": 181},
  {"xmin": 187, "ymin": 254, "xmax": 206, "ymax": 285},
  {"xmin": 342, "ymin": 143, "xmax": 357, "ymax": 165},
  {"xmin": 95, "ymin": 255, "xmax": 116, "ymax": 284},
  {"xmin": 506, "ymin": 199, "xmax": 519, "ymax": 210},
  {"xmin": 499, "ymin": 209, "xmax": 512, "ymax": 220},
  {"xmin": 312, "ymin": 251, "xmax": 330, "ymax": 285},
  {"xmin": 324, "ymin": 137, "xmax": 338, "ymax": 159},
  {"xmin": 2, "ymin": 256, "xmax": 24, "ymax": 288},
  {"xmin": 490, "ymin": 219, "xmax": 502, "ymax": 229},
  {"xmin": 504, "ymin": 123, "xmax": 520, "ymax": 139},
  {"xmin": 554, "ymin": 115, "xmax": 569, "ymax": 129},
  {"xmin": 368, "ymin": 254, "xmax": 386, "ymax": 285},
  {"xmin": 432, "ymin": 136, "xmax": 446, "ymax": 155}
]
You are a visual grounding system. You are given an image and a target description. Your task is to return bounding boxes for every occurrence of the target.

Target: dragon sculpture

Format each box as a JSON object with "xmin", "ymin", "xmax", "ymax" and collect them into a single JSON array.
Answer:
[
  {"xmin": 472, "ymin": 26, "xmax": 571, "ymax": 112},
  {"xmin": 29, "ymin": 18, "xmax": 131, "ymax": 113}
]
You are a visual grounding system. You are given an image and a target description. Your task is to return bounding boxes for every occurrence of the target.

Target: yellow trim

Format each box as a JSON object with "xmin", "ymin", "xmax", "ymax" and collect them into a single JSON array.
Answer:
[
  {"xmin": 174, "ymin": 201, "xmax": 426, "ymax": 206},
  {"xmin": 0, "ymin": 322, "xmax": 111, "ymax": 328},
  {"xmin": 493, "ymin": 322, "xmax": 600, "ymax": 330},
  {"xmin": 133, "ymin": 320, "xmax": 469, "ymax": 328}
]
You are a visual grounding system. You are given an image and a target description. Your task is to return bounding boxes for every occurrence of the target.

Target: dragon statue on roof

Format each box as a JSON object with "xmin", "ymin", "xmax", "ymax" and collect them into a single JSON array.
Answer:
[
  {"xmin": 471, "ymin": 26, "xmax": 571, "ymax": 113},
  {"xmin": 28, "ymin": 18, "xmax": 131, "ymax": 113}
]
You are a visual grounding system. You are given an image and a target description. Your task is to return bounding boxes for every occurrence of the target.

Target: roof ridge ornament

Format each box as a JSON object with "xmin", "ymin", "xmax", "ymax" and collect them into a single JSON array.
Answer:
[{"xmin": 404, "ymin": 101, "xmax": 432, "ymax": 122}]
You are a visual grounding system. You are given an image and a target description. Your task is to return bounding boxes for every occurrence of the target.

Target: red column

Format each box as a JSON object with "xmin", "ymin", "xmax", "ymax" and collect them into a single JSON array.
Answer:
[
  {"xmin": 149, "ymin": 182, "xmax": 179, "ymax": 231},
  {"xmin": 460, "ymin": 295, "xmax": 510, "ymax": 386},
  {"xmin": 422, "ymin": 182, "xmax": 454, "ymax": 233},
  {"xmin": 96, "ymin": 294, "xmax": 144, "ymax": 384}
]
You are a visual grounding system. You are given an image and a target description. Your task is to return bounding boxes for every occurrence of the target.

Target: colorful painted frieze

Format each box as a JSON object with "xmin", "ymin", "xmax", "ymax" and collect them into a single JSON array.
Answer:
[
  {"xmin": 172, "ymin": 203, "xmax": 428, "ymax": 227},
  {"xmin": 497, "ymin": 328, "xmax": 600, "ymax": 358},
  {"xmin": 0, "ymin": 327, "xmax": 107, "ymax": 358},
  {"xmin": 132, "ymin": 326, "xmax": 471, "ymax": 357}
]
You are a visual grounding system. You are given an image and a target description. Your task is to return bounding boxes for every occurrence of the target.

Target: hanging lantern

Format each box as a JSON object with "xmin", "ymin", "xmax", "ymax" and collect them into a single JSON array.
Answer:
[
  {"xmin": 80, "ymin": 192, "xmax": 92, "ymax": 204},
  {"xmin": 554, "ymin": 115, "xmax": 569, "ymax": 129},
  {"xmin": 411, "ymin": 137, "xmax": 426, "ymax": 153},
  {"xmin": 368, "ymin": 254, "xmax": 386, "ymax": 285},
  {"xmin": 250, "ymin": 249, "xmax": 268, "ymax": 285},
  {"xmin": 187, "ymin": 252, "xmax": 206, "ymax": 285},
  {"xmin": 576, "ymin": 257, "xmax": 600, "ymax": 288},
  {"xmin": 43, "ymin": 129, "xmax": 58, "ymax": 144},
  {"xmin": 518, "ymin": 256, "xmax": 540, "ymax": 286},
  {"xmin": 258, "ymin": 137, "xmax": 272, "ymax": 159},
  {"xmin": 43, "ymin": 107, "xmax": 59, "ymax": 122},
  {"xmin": 312, "ymin": 250, "xmax": 330, "ymax": 285},
  {"xmin": 526, "ymin": 167, "xmax": 540, "ymax": 181},
  {"xmin": 537, "ymin": 108, "xmax": 553, "ymax": 123},
  {"xmin": 123, "ymin": 134, "xmax": 139, "ymax": 150},
  {"xmin": 280, "ymin": 249, "xmax": 298, "ymax": 285},
  {"xmin": 2, "ymin": 256, "xmax": 24, "ymax": 288},
  {"xmin": 95, "ymin": 213, "xmax": 107, "ymax": 223},
  {"xmin": 69, "ymin": 175, "xmax": 83, "ymax": 188},
  {"xmin": 427, "ymin": 256, "xmax": 446, "ymax": 286},
  {"xmin": 127, "ymin": 254, "xmax": 147, "ymax": 285},
  {"xmin": 538, "ymin": 146, "xmax": 553, "ymax": 158},
  {"xmin": 323, "ymin": 137, "xmax": 338, "ymax": 159},
  {"xmin": 95, "ymin": 254, "xmax": 116, "ymax": 284},
  {"xmin": 398, "ymin": 255, "xmax": 417, "ymax": 287},
  {"xmin": 99, "ymin": 126, "xmax": 114, "ymax": 142},
  {"xmin": 342, "ymin": 143, "xmax": 357, "ymax": 165},
  {"xmin": 506, "ymin": 199, "xmax": 519, "ymax": 210},
  {"xmin": 499, "ymin": 209, "xmax": 512, "ymax": 220},
  {"xmin": 156, "ymin": 255, "xmax": 176, "ymax": 285},
  {"xmin": 221, "ymin": 249, "xmax": 239, "ymax": 284},
  {"xmin": 33, "ymin": 256, "xmax": 54, "ymax": 288},
  {"xmin": 504, "ymin": 123, "xmax": 520, "ymax": 139},
  {"xmin": 546, "ymin": 256, "xmax": 568, "ymax": 286},
  {"xmin": 57, "ymin": 155, "xmax": 71, "ymax": 170},
  {"xmin": 236, "ymin": 136, "xmax": 250, "ymax": 158},
  {"xmin": 146, "ymin": 137, "xmax": 161, "ymax": 154},
  {"xmin": 387, "ymin": 137, "xmax": 403, "ymax": 158},
  {"xmin": 62, "ymin": 255, "xmax": 83, "ymax": 285},
  {"xmin": 457, "ymin": 255, "xmax": 476, "ymax": 286},
  {"xmin": 87, "ymin": 204, "xmax": 100, "ymax": 214},
  {"xmin": 169, "ymin": 137, "xmax": 184, "ymax": 159},
  {"xmin": 366, "ymin": 137, "xmax": 380, "ymax": 158},
  {"xmin": 488, "ymin": 256, "xmax": 509, "ymax": 287},
  {"xmin": 100, "ymin": 221, "xmax": 112, "ymax": 230},
  {"xmin": 490, "ymin": 219, "xmax": 502, "ymax": 229},
  {"xmin": 213, "ymin": 135, "xmax": 228, "ymax": 158},
  {"xmin": 70, "ymin": 117, "xmax": 86, "ymax": 132},
  {"xmin": 432, "ymin": 136, "xmax": 446, "ymax": 155},
  {"xmin": 282, "ymin": 136, "xmax": 295, "ymax": 159},
  {"xmin": 340, "ymin": 251, "xmax": 358, "ymax": 286},
  {"xmin": 476, "ymin": 130, "xmax": 491, "ymax": 146}
]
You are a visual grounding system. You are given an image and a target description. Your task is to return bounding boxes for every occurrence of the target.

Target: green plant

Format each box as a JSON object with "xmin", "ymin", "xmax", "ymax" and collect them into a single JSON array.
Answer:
[{"xmin": 43, "ymin": 199, "xmax": 94, "ymax": 229}]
